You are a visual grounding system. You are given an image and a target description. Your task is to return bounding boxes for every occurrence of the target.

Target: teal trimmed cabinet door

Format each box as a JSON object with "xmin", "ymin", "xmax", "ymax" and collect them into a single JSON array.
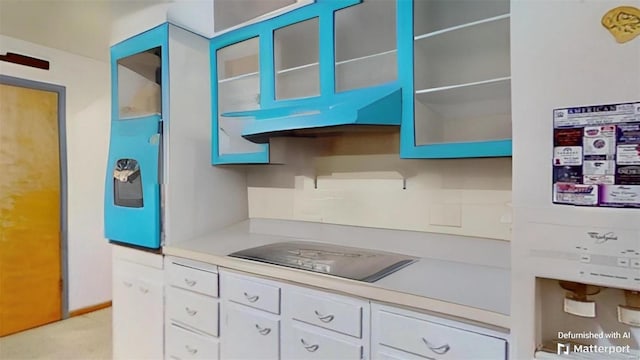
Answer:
[
  {"xmin": 398, "ymin": 0, "xmax": 513, "ymax": 158},
  {"xmin": 210, "ymin": 0, "xmax": 403, "ymax": 165},
  {"xmin": 105, "ymin": 24, "xmax": 168, "ymax": 248}
]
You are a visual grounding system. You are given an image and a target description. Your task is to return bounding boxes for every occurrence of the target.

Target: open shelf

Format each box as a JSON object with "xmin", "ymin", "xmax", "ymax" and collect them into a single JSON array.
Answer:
[
  {"xmin": 274, "ymin": 17, "xmax": 319, "ymax": 100},
  {"xmin": 218, "ymin": 73, "xmax": 260, "ymax": 113},
  {"xmin": 336, "ymin": 50, "xmax": 397, "ymax": 92},
  {"xmin": 217, "ymin": 37, "xmax": 259, "ymax": 82},
  {"xmin": 276, "ymin": 63, "xmax": 320, "ymax": 100},
  {"xmin": 334, "ymin": 0, "xmax": 397, "ymax": 93},
  {"xmin": 414, "ymin": 0, "xmax": 509, "ymax": 37},
  {"xmin": 334, "ymin": 0, "xmax": 397, "ymax": 62},
  {"xmin": 414, "ymin": 15, "xmax": 510, "ymax": 90},
  {"xmin": 414, "ymin": 78, "xmax": 511, "ymax": 145},
  {"xmin": 118, "ymin": 64, "xmax": 161, "ymax": 118}
]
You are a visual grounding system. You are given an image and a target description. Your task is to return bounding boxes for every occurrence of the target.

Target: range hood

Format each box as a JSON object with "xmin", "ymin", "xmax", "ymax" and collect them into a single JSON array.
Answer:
[{"xmin": 221, "ymin": 83, "xmax": 402, "ymax": 144}]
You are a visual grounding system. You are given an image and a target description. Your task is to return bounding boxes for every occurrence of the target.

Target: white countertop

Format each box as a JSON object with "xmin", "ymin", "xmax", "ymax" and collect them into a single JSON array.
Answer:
[{"xmin": 163, "ymin": 220, "xmax": 511, "ymax": 330}]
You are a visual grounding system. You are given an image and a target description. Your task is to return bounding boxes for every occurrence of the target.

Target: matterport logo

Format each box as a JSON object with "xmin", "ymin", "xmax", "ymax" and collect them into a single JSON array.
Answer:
[{"xmin": 556, "ymin": 331, "xmax": 632, "ymax": 355}]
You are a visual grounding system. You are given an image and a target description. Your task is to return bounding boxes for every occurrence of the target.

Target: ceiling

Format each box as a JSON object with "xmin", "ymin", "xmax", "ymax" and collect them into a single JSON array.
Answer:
[{"xmin": 0, "ymin": 0, "xmax": 166, "ymax": 62}]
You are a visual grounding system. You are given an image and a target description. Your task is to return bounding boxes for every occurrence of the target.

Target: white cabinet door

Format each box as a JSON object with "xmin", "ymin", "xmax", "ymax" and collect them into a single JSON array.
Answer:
[
  {"xmin": 220, "ymin": 301, "xmax": 280, "ymax": 359},
  {"xmin": 112, "ymin": 249, "xmax": 164, "ymax": 360},
  {"xmin": 283, "ymin": 322, "xmax": 362, "ymax": 360},
  {"xmin": 371, "ymin": 303, "xmax": 508, "ymax": 360}
]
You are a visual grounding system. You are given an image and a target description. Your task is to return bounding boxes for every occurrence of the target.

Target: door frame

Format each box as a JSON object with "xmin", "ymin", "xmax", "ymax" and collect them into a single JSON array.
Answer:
[{"xmin": 0, "ymin": 75, "xmax": 69, "ymax": 319}]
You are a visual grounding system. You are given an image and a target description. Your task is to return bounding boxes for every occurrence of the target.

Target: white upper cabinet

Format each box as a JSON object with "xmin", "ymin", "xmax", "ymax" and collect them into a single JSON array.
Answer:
[
  {"xmin": 214, "ymin": 0, "xmax": 309, "ymax": 34},
  {"xmin": 168, "ymin": 0, "xmax": 314, "ymax": 38}
]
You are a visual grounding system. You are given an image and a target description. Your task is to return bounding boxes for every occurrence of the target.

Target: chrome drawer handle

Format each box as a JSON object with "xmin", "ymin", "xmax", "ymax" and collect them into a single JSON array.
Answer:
[
  {"xmin": 300, "ymin": 338, "xmax": 319, "ymax": 352},
  {"xmin": 185, "ymin": 307, "xmax": 198, "ymax": 316},
  {"xmin": 243, "ymin": 292, "xmax": 259, "ymax": 303},
  {"xmin": 422, "ymin": 338, "xmax": 450, "ymax": 355},
  {"xmin": 255, "ymin": 324, "xmax": 271, "ymax": 336},
  {"xmin": 314, "ymin": 310, "xmax": 335, "ymax": 323},
  {"xmin": 139, "ymin": 286, "xmax": 149, "ymax": 294},
  {"xmin": 123, "ymin": 281, "xmax": 133, "ymax": 288},
  {"xmin": 185, "ymin": 345, "xmax": 198, "ymax": 355},
  {"xmin": 184, "ymin": 278, "xmax": 197, "ymax": 287}
]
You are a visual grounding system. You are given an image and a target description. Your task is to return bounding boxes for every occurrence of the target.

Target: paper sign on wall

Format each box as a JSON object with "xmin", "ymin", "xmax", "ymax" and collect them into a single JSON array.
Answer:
[{"xmin": 553, "ymin": 101, "xmax": 640, "ymax": 208}]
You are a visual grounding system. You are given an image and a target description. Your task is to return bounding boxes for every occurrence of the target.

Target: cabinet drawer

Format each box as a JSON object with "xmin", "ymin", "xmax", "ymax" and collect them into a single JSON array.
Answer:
[
  {"xmin": 221, "ymin": 271, "xmax": 280, "ymax": 314},
  {"xmin": 166, "ymin": 260, "xmax": 218, "ymax": 298},
  {"xmin": 167, "ymin": 287, "xmax": 219, "ymax": 336},
  {"xmin": 221, "ymin": 302, "xmax": 280, "ymax": 360},
  {"xmin": 378, "ymin": 311, "xmax": 506, "ymax": 360},
  {"xmin": 288, "ymin": 323, "xmax": 362, "ymax": 360},
  {"xmin": 166, "ymin": 323, "xmax": 219, "ymax": 360},
  {"xmin": 287, "ymin": 290, "xmax": 363, "ymax": 338}
]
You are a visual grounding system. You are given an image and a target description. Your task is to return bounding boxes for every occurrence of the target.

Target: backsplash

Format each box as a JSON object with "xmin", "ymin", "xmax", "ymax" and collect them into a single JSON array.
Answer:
[{"xmin": 246, "ymin": 132, "xmax": 513, "ymax": 241}]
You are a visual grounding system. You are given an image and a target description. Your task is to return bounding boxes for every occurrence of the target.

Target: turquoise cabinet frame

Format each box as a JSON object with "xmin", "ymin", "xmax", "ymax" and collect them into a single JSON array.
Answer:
[
  {"xmin": 397, "ymin": 1, "xmax": 512, "ymax": 159},
  {"xmin": 105, "ymin": 24, "xmax": 168, "ymax": 249},
  {"xmin": 110, "ymin": 24, "xmax": 169, "ymax": 124},
  {"xmin": 211, "ymin": 0, "xmax": 407, "ymax": 165}
]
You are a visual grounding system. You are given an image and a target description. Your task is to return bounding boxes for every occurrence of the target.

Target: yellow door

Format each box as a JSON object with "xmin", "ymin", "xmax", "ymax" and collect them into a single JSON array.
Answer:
[{"xmin": 0, "ymin": 83, "xmax": 62, "ymax": 336}]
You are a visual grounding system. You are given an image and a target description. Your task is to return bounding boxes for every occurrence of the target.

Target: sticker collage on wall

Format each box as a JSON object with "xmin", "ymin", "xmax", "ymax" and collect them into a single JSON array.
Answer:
[{"xmin": 553, "ymin": 101, "xmax": 640, "ymax": 208}]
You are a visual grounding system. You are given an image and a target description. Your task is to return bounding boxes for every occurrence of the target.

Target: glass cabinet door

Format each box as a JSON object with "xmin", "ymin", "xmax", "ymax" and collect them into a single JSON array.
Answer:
[
  {"xmin": 216, "ymin": 37, "xmax": 265, "ymax": 156},
  {"xmin": 274, "ymin": 17, "xmax": 320, "ymax": 100},
  {"xmin": 412, "ymin": 0, "xmax": 511, "ymax": 151},
  {"xmin": 334, "ymin": 0, "xmax": 397, "ymax": 92},
  {"xmin": 117, "ymin": 48, "xmax": 162, "ymax": 119}
]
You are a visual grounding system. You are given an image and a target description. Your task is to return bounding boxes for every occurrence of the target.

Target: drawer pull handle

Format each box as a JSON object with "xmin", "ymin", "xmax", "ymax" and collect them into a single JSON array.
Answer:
[
  {"xmin": 314, "ymin": 310, "xmax": 335, "ymax": 323},
  {"xmin": 139, "ymin": 287, "xmax": 149, "ymax": 294},
  {"xmin": 300, "ymin": 338, "xmax": 319, "ymax": 352},
  {"xmin": 244, "ymin": 292, "xmax": 260, "ymax": 303},
  {"xmin": 185, "ymin": 345, "xmax": 198, "ymax": 355},
  {"xmin": 184, "ymin": 278, "xmax": 197, "ymax": 287},
  {"xmin": 185, "ymin": 307, "xmax": 198, "ymax": 316},
  {"xmin": 422, "ymin": 338, "xmax": 451, "ymax": 355},
  {"xmin": 123, "ymin": 281, "xmax": 133, "ymax": 288},
  {"xmin": 255, "ymin": 324, "xmax": 271, "ymax": 336}
]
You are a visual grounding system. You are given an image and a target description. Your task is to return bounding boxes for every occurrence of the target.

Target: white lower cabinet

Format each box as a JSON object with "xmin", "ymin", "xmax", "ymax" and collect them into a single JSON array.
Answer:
[
  {"xmin": 166, "ymin": 323, "xmax": 221, "ymax": 360},
  {"xmin": 286, "ymin": 322, "xmax": 364, "ymax": 360},
  {"xmin": 219, "ymin": 270, "xmax": 282, "ymax": 360},
  {"xmin": 220, "ymin": 301, "xmax": 281, "ymax": 359},
  {"xmin": 166, "ymin": 266, "xmax": 509, "ymax": 360},
  {"xmin": 165, "ymin": 256, "xmax": 220, "ymax": 360},
  {"xmin": 282, "ymin": 284, "xmax": 369, "ymax": 360},
  {"xmin": 112, "ymin": 245, "xmax": 164, "ymax": 360},
  {"xmin": 371, "ymin": 303, "xmax": 508, "ymax": 360}
]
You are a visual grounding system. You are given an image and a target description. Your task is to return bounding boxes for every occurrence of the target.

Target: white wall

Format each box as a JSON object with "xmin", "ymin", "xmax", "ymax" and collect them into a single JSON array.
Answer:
[
  {"xmin": 0, "ymin": 35, "xmax": 112, "ymax": 311},
  {"xmin": 247, "ymin": 133, "xmax": 513, "ymax": 241},
  {"xmin": 510, "ymin": 0, "xmax": 640, "ymax": 358}
]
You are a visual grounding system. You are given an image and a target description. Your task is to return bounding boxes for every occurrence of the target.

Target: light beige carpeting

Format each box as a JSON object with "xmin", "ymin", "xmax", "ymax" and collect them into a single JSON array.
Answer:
[{"xmin": 0, "ymin": 308, "xmax": 112, "ymax": 360}]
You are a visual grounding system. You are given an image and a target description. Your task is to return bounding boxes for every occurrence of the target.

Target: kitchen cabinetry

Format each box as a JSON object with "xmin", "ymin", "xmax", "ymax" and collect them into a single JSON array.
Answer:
[
  {"xmin": 218, "ymin": 269, "xmax": 369, "ymax": 360},
  {"xmin": 211, "ymin": 0, "xmax": 401, "ymax": 165},
  {"xmin": 399, "ymin": 0, "xmax": 512, "ymax": 158},
  {"xmin": 371, "ymin": 303, "xmax": 508, "ymax": 360},
  {"xmin": 220, "ymin": 270, "xmax": 282, "ymax": 359},
  {"xmin": 112, "ymin": 246, "xmax": 164, "ymax": 360},
  {"xmin": 282, "ymin": 285, "xmax": 369, "ymax": 360},
  {"xmin": 214, "ymin": 34, "xmax": 269, "ymax": 163},
  {"xmin": 106, "ymin": 24, "xmax": 167, "ymax": 248},
  {"xmin": 165, "ymin": 256, "xmax": 220, "ymax": 360}
]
